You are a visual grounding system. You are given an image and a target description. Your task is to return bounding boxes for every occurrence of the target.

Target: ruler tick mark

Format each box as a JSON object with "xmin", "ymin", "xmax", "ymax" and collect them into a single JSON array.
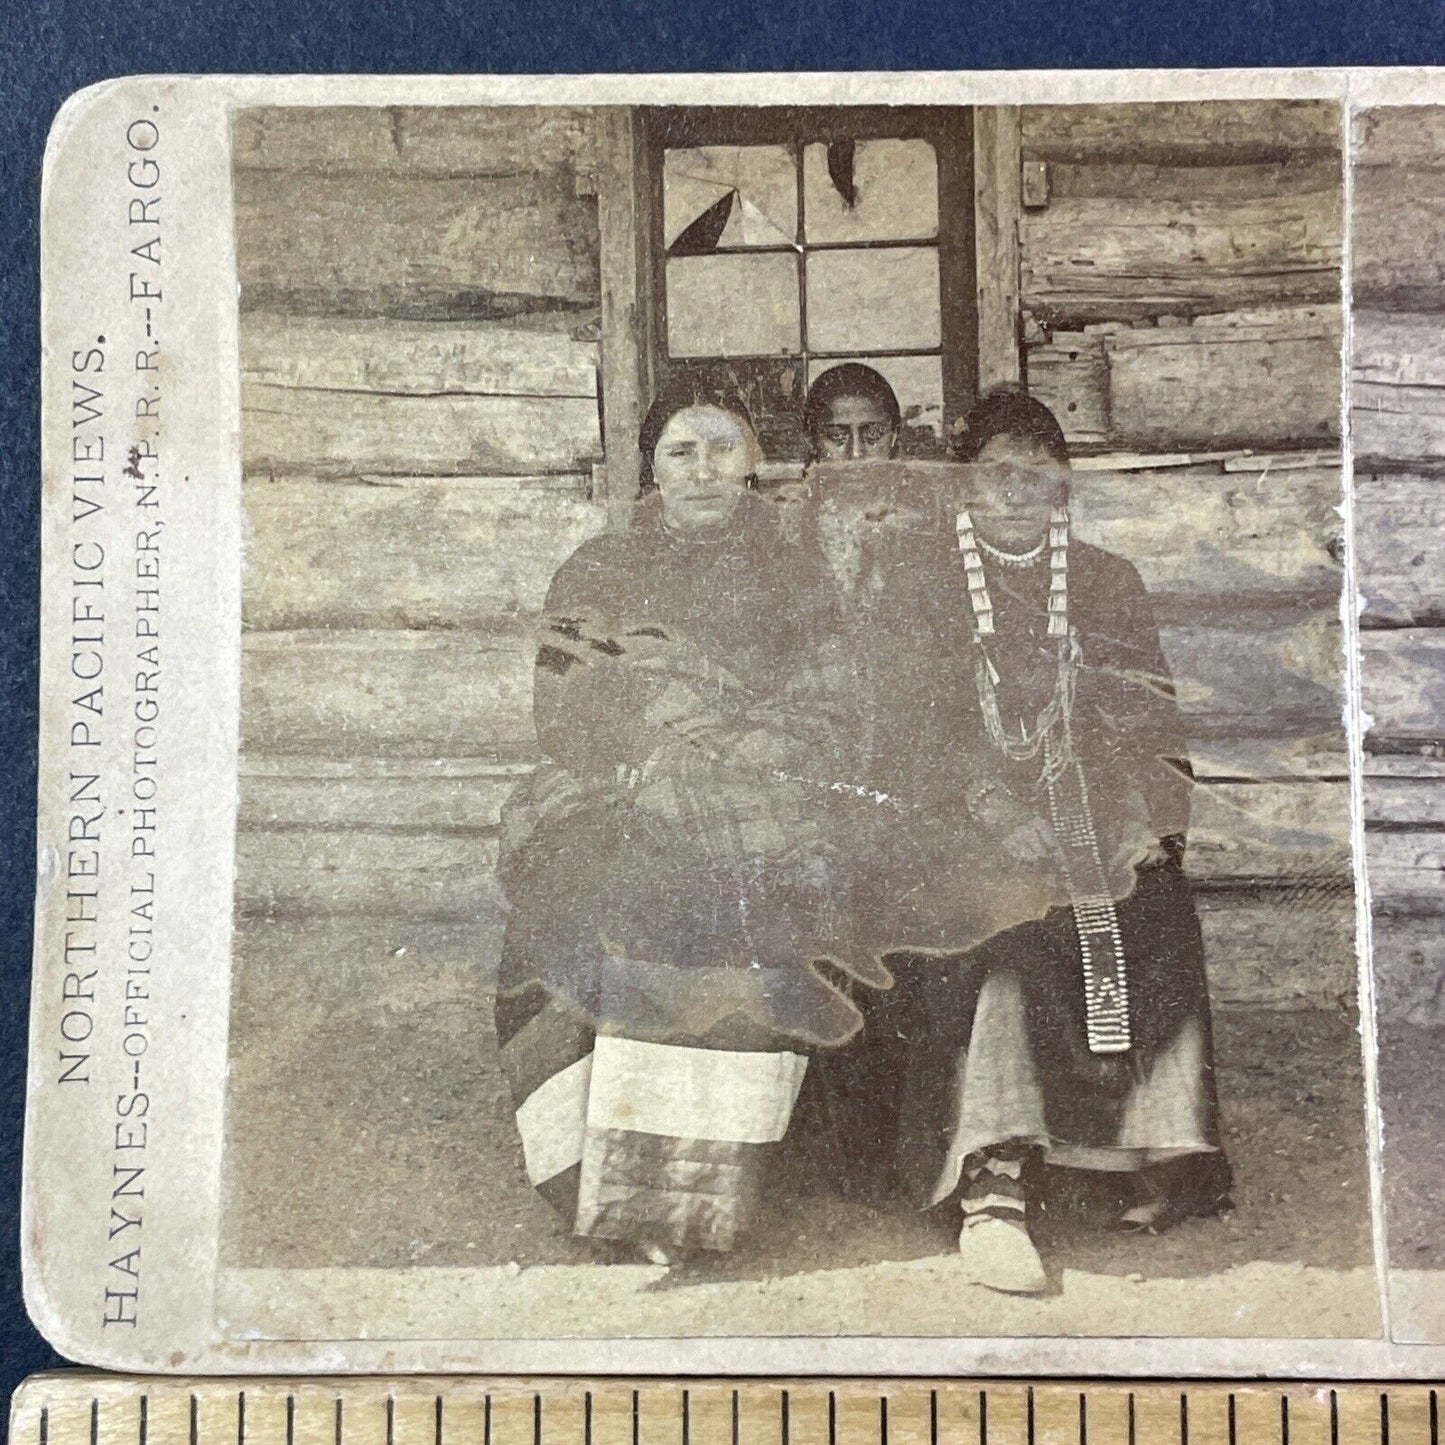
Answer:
[
  {"xmin": 1228, "ymin": 1395, "xmax": 1237, "ymax": 1445},
  {"xmin": 1380, "ymin": 1394, "xmax": 1389, "ymax": 1445},
  {"xmin": 286, "ymin": 1398, "xmax": 295, "ymax": 1445},
  {"xmin": 1027, "ymin": 1388, "xmax": 1035, "ymax": 1445},
  {"xmin": 635, "ymin": 1392, "xmax": 642, "ymax": 1445},
  {"xmin": 881, "ymin": 1395, "xmax": 889, "ymax": 1445},
  {"xmin": 139, "ymin": 1396, "xmax": 149, "ymax": 1445},
  {"xmin": 1181, "ymin": 1393, "xmax": 1189, "ymax": 1445},
  {"xmin": 1430, "ymin": 1391, "xmax": 1439, "ymax": 1445},
  {"xmin": 682, "ymin": 1392, "xmax": 690, "ymax": 1445},
  {"xmin": 335, "ymin": 1396, "xmax": 344, "ymax": 1445},
  {"xmin": 190, "ymin": 1395, "xmax": 198, "ymax": 1445},
  {"xmin": 979, "ymin": 1389, "xmax": 987, "ymax": 1445},
  {"xmin": 1127, "ymin": 1394, "xmax": 1136, "ymax": 1445},
  {"xmin": 434, "ymin": 1396, "xmax": 443, "ymax": 1445},
  {"xmin": 584, "ymin": 1394, "xmax": 592, "ymax": 1445},
  {"xmin": 1281, "ymin": 1396, "xmax": 1290, "ymax": 1445},
  {"xmin": 39, "ymin": 1406, "xmax": 48, "ymax": 1445},
  {"xmin": 386, "ymin": 1396, "xmax": 395, "ymax": 1445},
  {"xmin": 485, "ymin": 1396, "xmax": 493, "ymax": 1445},
  {"xmin": 782, "ymin": 1391, "xmax": 791, "ymax": 1445},
  {"xmin": 91, "ymin": 1398, "xmax": 98, "ymax": 1445},
  {"xmin": 929, "ymin": 1390, "xmax": 938, "ymax": 1445},
  {"xmin": 1331, "ymin": 1393, "xmax": 1339, "ymax": 1445},
  {"xmin": 732, "ymin": 1392, "xmax": 739, "ymax": 1445},
  {"xmin": 534, "ymin": 1394, "xmax": 542, "ymax": 1445},
  {"xmin": 828, "ymin": 1393, "xmax": 836, "ymax": 1445},
  {"xmin": 1079, "ymin": 1393, "xmax": 1087, "ymax": 1445},
  {"xmin": 239, "ymin": 1391, "xmax": 247, "ymax": 1445}
]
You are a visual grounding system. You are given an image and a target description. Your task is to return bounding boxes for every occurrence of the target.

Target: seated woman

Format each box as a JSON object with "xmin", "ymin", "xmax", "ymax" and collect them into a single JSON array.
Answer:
[
  {"xmin": 804, "ymin": 362, "xmax": 901, "ymax": 462},
  {"xmin": 493, "ymin": 377, "xmax": 890, "ymax": 1265},
  {"xmin": 868, "ymin": 391, "xmax": 1234, "ymax": 1294}
]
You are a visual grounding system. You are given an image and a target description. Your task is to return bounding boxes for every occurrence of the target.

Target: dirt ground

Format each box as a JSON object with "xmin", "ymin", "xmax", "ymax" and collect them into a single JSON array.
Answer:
[{"xmin": 221, "ymin": 959, "xmax": 1375, "ymax": 1285}]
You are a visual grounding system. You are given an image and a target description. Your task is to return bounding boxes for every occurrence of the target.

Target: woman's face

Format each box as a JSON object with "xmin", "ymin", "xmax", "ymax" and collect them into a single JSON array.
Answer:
[
  {"xmin": 813, "ymin": 394, "xmax": 898, "ymax": 461},
  {"xmin": 652, "ymin": 405, "xmax": 755, "ymax": 531},
  {"xmin": 966, "ymin": 431, "xmax": 1068, "ymax": 544}
]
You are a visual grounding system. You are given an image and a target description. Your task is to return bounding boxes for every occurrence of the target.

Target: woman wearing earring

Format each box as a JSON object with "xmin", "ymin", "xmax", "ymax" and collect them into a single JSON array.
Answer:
[
  {"xmin": 877, "ymin": 390, "xmax": 1233, "ymax": 1295},
  {"xmin": 493, "ymin": 376, "xmax": 887, "ymax": 1265}
]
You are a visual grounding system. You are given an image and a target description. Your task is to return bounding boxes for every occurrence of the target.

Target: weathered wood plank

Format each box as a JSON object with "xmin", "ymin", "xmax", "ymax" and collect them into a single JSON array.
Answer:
[
  {"xmin": 1187, "ymin": 779, "xmax": 1351, "ymax": 886},
  {"xmin": 232, "ymin": 105, "xmax": 600, "ymax": 176},
  {"xmin": 1021, "ymin": 100, "xmax": 1340, "ymax": 165},
  {"xmin": 241, "ymin": 383, "xmax": 602, "ymax": 477},
  {"xmin": 1025, "ymin": 331, "xmax": 1109, "ymax": 446},
  {"xmin": 1020, "ymin": 189, "xmax": 1341, "ymax": 324},
  {"xmin": 1371, "ymin": 915, "xmax": 1445, "ymax": 1027},
  {"xmin": 973, "ymin": 106, "xmax": 1022, "ymax": 390},
  {"xmin": 228, "ymin": 894, "xmax": 1354, "ymax": 1018},
  {"xmin": 1044, "ymin": 154, "xmax": 1341, "ymax": 203},
  {"xmin": 233, "ymin": 824, "xmax": 503, "ymax": 922},
  {"xmin": 1366, "ymin": 774, "xmax": 1445, "ymax": 826},
  {"xmin": 1351, "ymin": 109, "xmax": 1445, "ymax": 307},
  {"xmin": 1351, "ymin": 311, "xmax": 1445, "ymax": 464},
  {"xmin": 1105, "ymin": 306, "xmax": 1341, "ymax": 448},
  {"xmin": 233, "ymin": 760, "xmax": 1351, "ymax": 887},
  {"xmin": 239, "ymin": 626, "xmax": 537, "ymax": 759},
  {"xmin": 1195, "ymin": 888, "xmax": 1355, "ymax": 1011},
  {"xmin": 238, "ymin": 756, "xmax": 532, "ymax": 832},
  {"xmin": 242, "ymin": 479, "xmax": 607, "ymax": 627},
  {"xmin": 1366, "ymin": 830, "xmax": 1445, "ymax": 915},
  {"xmin": 1160, "ymin": 611, "xmax": 1345, "ymax": 731},
  {"xmin": 1070, "ymin": 461, "xmax": 1342, "ymax": 608},
  {"xmin": 240, "ymin": 312, "xmax": 599, "ymax": 398},
  {"xmin": 1354, "ymin": 474, "xmax": 1445, "ymax": 626},
  {"xmin": 234, "ymin": 168, "xmax": 600, "ymax": 315},
  {"xmin": 1361, "ymin": 630, "xmax": 1445, "ymax": 743},
  {"xmin": 239, "ymin": 614, "xmax": 1347, "ymax": 763}
]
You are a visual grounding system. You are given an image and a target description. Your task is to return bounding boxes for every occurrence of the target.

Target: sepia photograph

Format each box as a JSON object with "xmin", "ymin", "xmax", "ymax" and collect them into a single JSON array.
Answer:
[
  {"xmin": 213, "ymin": 94, "xmax": 1374, "ymax": 1341},
  {"xmin": 1351, "ymin": 100, "xmax": 1445, "ymax": 1346}
]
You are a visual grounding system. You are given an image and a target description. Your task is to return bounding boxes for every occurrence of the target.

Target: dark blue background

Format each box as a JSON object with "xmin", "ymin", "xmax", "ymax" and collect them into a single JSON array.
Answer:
[{"xmin": 0, "ymin": 0, "xmax": 1440, "ymax": 1414}]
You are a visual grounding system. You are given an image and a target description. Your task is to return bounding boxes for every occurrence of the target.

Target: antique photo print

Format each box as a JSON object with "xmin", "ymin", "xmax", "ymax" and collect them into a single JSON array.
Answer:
[
  {"xmin": 218, "ymin": 94, "xmax": 1368, "ymax": 1342},
  {"xmin": 21, "ymin": 71, "xmax": 1445, "ymax": 1373}
]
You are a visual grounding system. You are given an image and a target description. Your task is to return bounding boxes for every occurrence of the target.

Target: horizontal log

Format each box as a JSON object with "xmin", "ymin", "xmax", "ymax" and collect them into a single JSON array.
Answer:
[
  {"xmin": 1020, "ymin": 189, "xmax": 1341, "ymax": 324},
  {"xmin": 1354, "ymin": 475, "xmax": 1445, "ymax": 626},
  {"xmin": 1160, "ymin": 611, "xmax": 1345, "ymax": 732},
  {"xmin": 235, "ymin": 169, "xmax": 600, "ymax": 315},
  {"xmin": 238, "ymin": 611, "xmax": 1348, "ymax": 766},
  {"xmin": 1104, "ymin": 307, "xmax": 1341, "ymax": 448},
  {"xmin": 232, "ymin": 105, "xmax": 600, "ymax": 176},
  {"xmin": 1020, "ymin": 101, "xmax": 1341, "ymax": 165},
  {"xmin": 233, "ymin": 758, "xmax": 1351, "ymax": 888},
  {"xmin": 1043, "ymin": 155, "xmax": 1341, "ymax": 203},
  {"xmin": 1360, "ymin": 630, "xmax": 1445, "ymax": 744},
  {"xmin": 1350, "ymin": 173, "xmax": 1445, "ymax": 311},
  {"xmin": 240, "ymin": 625, "xmax": 538, "ymax": 759},
  {"xmin": 1370, "ymin": 915, "xmax": 1445, "ymax": 1028},
  {"xmin": 234, "ymin": 824, "xmax": 503, "ymax": 923},
  {"xmin": 241, "ymin": 383, "xmax": 602, "ymax": 477},
  {"xmin": 238, "ymin": 756, "xmax": 533, "ymax": 832},
  {"xmin": 1187, "ymin": 780, "xmax": 1351, "ymax": 886},
  {"xmin": 1351, "ymin": 310, "xmax": 1445, "ymax": 466},
  {"xmin": 1069, "ymin": 462, "xmax": 1342, "ymax": 609},
  {"xmin": 1365, "ymin": 775, "xmax": 1445, "ymax": 827},
  {"xmin": 240, "ymin": 313, "xmax": 599, "ymax": 398},
  {"xmin": 229, "ymin": 894, "xmax": 1354, "ymax": 1022},
  {"xmin": 1195, "ymin": 889, "xmax": 1355, "ymax": 1010},
  {"xmin": 1366, "ymin": 830, "xmax": 1445, "ymax": 916},
  {"xmin": 242, "ymin": 479, "xmax": 607, "ymax": 628}
]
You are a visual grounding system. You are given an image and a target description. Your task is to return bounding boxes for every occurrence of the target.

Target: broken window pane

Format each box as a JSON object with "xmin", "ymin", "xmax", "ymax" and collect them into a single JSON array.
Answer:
[
  {"xmin": 803, "ymin": 139, "xmax": 940, "ymax": 244},
  {"xmin": 663, "ymin": 145, "xmax": 798, "ymax": 253},
  {"xmin": 805, "ymin": 248, "xmax": 941, "ymax": 353},
  {"xmin": 666, "ymin": 253, "xmax": 802, "ymax": 357}
]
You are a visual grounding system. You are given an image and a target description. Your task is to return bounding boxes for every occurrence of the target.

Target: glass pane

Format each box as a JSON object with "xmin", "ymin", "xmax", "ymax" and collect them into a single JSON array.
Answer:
[
  {"xmin": 803, "ymin": 139, "xmax": 939, "ymax": 243},
  {"xmin": 667, "ymin": 254, "xmax": 801, "ymax": 357},
  {"xmin": 663, "ymin": 145, "xmax": 797, "ymax": 252},
  {"xmin": 807, "ymin": 354, "xmax": 945, "ymax": 451},
  {"xmin": 805, "ymin": 248, "xmax": 941, "ymax": 353}
]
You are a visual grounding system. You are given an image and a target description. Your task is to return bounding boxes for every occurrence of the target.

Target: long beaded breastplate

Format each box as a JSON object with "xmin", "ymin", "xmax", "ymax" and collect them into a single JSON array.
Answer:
[{"xmin": 955, "ymin": 506, "xmax": 1132, "ymax": 1055}]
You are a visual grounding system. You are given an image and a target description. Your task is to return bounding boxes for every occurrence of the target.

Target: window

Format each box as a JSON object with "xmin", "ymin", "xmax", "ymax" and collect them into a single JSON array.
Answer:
[{"xmin": 640, "ymin": 108, "xmax": 976, "ymax": 467}]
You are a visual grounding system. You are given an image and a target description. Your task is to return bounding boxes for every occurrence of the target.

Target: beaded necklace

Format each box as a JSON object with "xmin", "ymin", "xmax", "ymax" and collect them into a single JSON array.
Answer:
[{"xmin": 954, "ymin": 501, "xmax": 1132, "ymax": 1055}]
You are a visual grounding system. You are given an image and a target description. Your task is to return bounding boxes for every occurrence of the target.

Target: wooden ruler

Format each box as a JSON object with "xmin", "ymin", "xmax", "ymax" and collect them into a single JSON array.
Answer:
[{"xmin": 9, "ymin": 1377, "xmax": 1442, "ymax": 1445}]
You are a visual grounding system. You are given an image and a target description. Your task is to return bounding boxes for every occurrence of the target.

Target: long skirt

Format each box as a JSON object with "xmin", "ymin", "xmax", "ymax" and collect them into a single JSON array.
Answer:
[
  {"xmin": 794, "ymin": 856, "xmax": 1233, "ymax": 1213},
  {"xmin": 496, "ymin": 984, "xmax": 807, "ymax": 1255}
]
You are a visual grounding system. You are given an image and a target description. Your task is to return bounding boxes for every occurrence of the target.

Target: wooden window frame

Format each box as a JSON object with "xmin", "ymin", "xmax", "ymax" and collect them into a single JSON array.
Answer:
[{"xmin": 596, "ymin": 103, "xmax": 1022, "ymax": 525}]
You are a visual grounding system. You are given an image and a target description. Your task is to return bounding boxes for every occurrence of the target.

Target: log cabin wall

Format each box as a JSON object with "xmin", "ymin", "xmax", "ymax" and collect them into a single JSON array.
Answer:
[
  {"xmin": 1019, "ymin": 100, "xmax": 1355, "ymax": 1011},
  {"xmin": 230, "ymin": 100, "xmax": 1359, "ymax": 1039},
  {"xmin": 231, "ymin": 107, "xmax": 611, "ymax": 1001},
  {"xmin": 1353, "ymin": 107, "xmax": 1445, "ymax": 1028}
]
